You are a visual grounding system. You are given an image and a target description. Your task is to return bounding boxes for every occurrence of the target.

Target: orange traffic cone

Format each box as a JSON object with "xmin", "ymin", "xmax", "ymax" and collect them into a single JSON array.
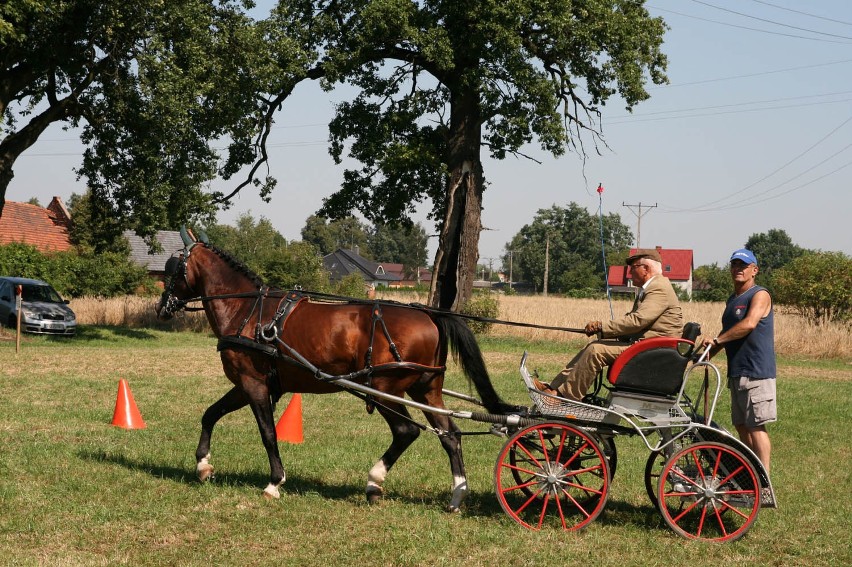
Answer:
[
  {"xmin": 111, "ymin": 379, "xmax": 146, "ymax": 429},
  {"xmin": 275, "ymin": 393, "xmax": 303, "ymax": 444}
]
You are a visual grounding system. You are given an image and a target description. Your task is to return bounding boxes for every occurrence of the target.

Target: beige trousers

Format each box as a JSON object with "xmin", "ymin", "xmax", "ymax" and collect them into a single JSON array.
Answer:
[{"xmin": 550, "ymin": 339, "xmax": 631, "ymax": 400}]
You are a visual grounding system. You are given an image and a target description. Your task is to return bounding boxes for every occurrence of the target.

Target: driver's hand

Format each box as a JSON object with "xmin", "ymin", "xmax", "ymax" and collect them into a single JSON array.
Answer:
[{"xmin": 584, "ymin": 320, "xmax": 602, "ymax": 335}]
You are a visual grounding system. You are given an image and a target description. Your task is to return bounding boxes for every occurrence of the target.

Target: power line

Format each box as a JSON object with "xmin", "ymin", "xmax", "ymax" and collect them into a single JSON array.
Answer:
[
  {"xmin": 663, "ymin": 114, "xmax": 852, "ymax": 213},
  {"xmin": 608, "ymin": 89, "xmax": 852, "ymax": 120},
  {"xmin": 606, "ymin": 96, "xmax": 852, "ymax": 124},
  {"xmin": 688, "ymin": 0, "xmax": 852, "ymax": 40},
  {"xmin": 651, "ymin": 58, "xmax": 852, "ymax": 89},
  {"xmin": 747, "ymin": 0, "xmax": 852, "ymax": 27},
  {"xmin": 649, "ymin": 5, "xmax": 852, "ymax": 44},
  {"xmin": 622, "ymin": 202, "xmax": 657, "ymax": 248},
  {"xmin": 660, "ymin": 114, "xmax": 852, "ymax": 213}
]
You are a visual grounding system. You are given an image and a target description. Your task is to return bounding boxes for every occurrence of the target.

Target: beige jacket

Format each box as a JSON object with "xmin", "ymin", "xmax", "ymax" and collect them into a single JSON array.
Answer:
[{"xmin": 602, "ymin": 275, "xmax": 684, "ymax": 341}]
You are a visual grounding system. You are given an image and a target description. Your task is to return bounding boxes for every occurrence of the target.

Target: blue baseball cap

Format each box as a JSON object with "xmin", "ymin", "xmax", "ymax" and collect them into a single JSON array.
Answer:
[{"xmin": 730, "ymin": 249, "xmax": 758, "ymax": 265}]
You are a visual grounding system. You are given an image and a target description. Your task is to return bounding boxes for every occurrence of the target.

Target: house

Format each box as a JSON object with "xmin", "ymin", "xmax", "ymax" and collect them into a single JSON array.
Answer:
[
  {"xmin": 607, "ymin": 246, "xmax": 694, "ymax": 298},
  {"xmin": 322, "ymin": 248, "xmax": 402, "ymax": 288},
  {"xmin": 123, "ymin": 230, "xmax": 186, "ymax": 287},
  {"xmin": 0, "ymin": 197, "xmax": 73, "ymax": 253},
  {"xmin": 380, "ymin": 263, "xmax": 432, "ymax": 287}
]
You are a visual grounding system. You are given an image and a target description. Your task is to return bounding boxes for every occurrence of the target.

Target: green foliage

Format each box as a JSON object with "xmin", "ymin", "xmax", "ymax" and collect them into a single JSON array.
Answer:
[
  {"xmin": 0, "ymin": 243, "xmax": 153, "ymax": 297},
  {"xmin": 744, "ymin": 229, "xmax": 808, "ymax": 291},
  {"xmin": 506, "ymin": 203, "xmax": 633, "ymax": 294},
  {"xmin": 368, "ymin": 221, "xmax": 429, "ymax": 274},
  {"xmin": 692, "ymin": 263, "xmax": 732, "ymax": 302},
  {"xmin": 1, "ymin": 0, "xmax": 305, "ymax": 236},
  {"xmin": 0, "ymin": 242, "xmax": 51, "ymax": 279},
  {"xmin": 205, "ymin": 214, "xmax": 330, "ymax": 292},
  {"xmin": 773, "ymin": 251, "xmax": 852, "ymax": 324},
  {"xmin": 300, "ymin": 215, "xmax": 372, "ymax": 258},
  {"xmin": 203, "ymin": 213, "xmax": 287, "ymax": 277},
  {"xmin": 333, "ymin": 273, "xmax": 369, "ymax": 299},
  {"xmin": 460, "ymin": 291, "xmax": 499, "ymax": 335},
  {"xmin": 264, "ymin": 241, "xmax": 330, "ymax": 291},
  {"xmin": 66, "ymin": 191, "xmax": 131, "ymax": 255}
]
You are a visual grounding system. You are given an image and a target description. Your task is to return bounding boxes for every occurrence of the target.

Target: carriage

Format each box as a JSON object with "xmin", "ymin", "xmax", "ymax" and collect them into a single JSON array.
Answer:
[{"xmin": 157, "ymin": 228, "xmax": 776, "ymax": 543}]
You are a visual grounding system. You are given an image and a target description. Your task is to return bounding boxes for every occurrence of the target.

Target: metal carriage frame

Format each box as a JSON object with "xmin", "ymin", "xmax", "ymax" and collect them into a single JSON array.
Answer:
[{"xmin": 307, "ymin": 335, "xmax": 775, "ymax": 543}]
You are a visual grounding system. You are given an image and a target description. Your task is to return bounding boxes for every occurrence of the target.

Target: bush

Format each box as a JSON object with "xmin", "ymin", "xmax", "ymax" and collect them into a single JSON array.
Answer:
[
  {"xmin": 0, "ymin": 243, "xmax": 155, "ymax": 297},
  {"xmin": 333, "ymin": 273, "xmax": 370, "ymax": 299},
  {"xmin": 773, "ymin": 251, "xmax": 852, "ymax": 325},
  {"xmin": 461, "ymin": 291, "xmax": 500, "ymax": 334}
]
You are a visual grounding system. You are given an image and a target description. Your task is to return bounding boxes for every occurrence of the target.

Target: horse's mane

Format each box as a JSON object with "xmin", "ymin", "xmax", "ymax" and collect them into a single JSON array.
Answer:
[{"xmin": 207, "ymin": 245, "xmax": 265, "ymax": 287}]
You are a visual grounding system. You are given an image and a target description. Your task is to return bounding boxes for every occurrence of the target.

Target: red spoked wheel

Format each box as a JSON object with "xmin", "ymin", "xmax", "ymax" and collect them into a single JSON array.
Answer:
[
  {"xmin": 657, "ymin": 441, "xmax": 761, "ymax": 541},
  {"xmin": 495, "ymin": 422, "xmax": 609, "ymax": 531}
]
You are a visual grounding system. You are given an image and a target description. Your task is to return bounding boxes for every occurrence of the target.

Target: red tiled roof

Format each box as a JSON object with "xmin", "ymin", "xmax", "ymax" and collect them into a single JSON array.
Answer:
[
  {"xmin": 380, "ymin": 262, "xmax": 432, "ymax": 283},
  {"xmin": 609, "ymin": 246, "xmax": 694, "ymax": 285},
  {"xmin": 0, "ymin": 198, "xmax": 73, "ymax": 252}
]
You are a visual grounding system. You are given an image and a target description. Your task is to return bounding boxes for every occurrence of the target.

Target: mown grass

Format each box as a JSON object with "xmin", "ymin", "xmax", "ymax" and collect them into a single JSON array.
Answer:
[{"xmin": 1, "ymin": 328, "xmax": 850, "ymax": 566}]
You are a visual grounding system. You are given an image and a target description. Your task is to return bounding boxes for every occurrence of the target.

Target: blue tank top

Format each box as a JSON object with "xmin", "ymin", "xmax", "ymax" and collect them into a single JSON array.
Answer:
[{"xmin": 721, "ymin": 285, "xmax": 776, "ymax": 379}]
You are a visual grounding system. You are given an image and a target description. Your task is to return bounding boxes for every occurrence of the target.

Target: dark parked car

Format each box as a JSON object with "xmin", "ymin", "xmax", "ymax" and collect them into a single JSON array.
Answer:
[{"xmin": 0, "ymin": 277, "xmax": 77, "ymax": 335}]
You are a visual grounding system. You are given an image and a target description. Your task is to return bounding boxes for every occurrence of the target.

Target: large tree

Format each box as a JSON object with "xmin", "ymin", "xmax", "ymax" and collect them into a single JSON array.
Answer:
[
  {"xmin": 506, "ymin": 202, "xmax": 632, "ymax": 293},
  {"xmin": 310, "ymin": 0, "xmax": 667, "ymax": 308},
  {"xmin": 0, "ymin": 0, "xmax": 322, "ymax": 240}
]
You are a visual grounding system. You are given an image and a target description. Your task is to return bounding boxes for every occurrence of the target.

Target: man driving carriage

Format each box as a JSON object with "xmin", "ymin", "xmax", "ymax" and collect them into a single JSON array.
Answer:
[{"xmin": 534, "ymin": 249, "xmax": 684, "ymax": 401}]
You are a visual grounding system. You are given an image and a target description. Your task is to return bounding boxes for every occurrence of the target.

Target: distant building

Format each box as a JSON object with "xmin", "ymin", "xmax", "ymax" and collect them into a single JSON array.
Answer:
[
  {"xmin": 123, "ymin": 230, "xmax": 186, "ymax": 287},
  {"xmin": 607, "ymin": 246, "xmax": 694, "ymax": 298},
  {"xmin": 322, "ymin": 248, "xmax": 402, "ymax": 288},
  {"xmin": 0, "ymin": 197, "xmax": 73, "ymax": 253},
  {"xmin": 380, "ymin": 262, "xmax": 433, "ymax": 287}
]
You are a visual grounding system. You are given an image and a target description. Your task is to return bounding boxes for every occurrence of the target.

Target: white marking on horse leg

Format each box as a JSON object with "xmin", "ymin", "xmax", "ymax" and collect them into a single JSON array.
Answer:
[
  {"xmin": 448, "ymin": 474, "xmax": 469, "ymax": 512},
  {"xmin": 366, "ymin": 459, "xmax": 388, "ymax": 502},
  {"xmin": 262, "ymin": 474, "xmax": 285, "ymax": 500},
  {"xmin": 196, "ymin": 454, "xmax": 214, "ymax": 482}
]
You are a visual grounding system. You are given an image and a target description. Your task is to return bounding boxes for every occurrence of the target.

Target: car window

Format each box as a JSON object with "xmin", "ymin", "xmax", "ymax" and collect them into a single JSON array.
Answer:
[{"xmin": 22, "ymin": 284, "xmax": 63, "ymax": 303}]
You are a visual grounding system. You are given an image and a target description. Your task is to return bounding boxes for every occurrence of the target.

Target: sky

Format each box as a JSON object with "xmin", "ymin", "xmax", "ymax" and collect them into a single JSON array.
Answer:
[{"xmin": 6, "ymin": 0, "xmax": 852, "ymax": 269}]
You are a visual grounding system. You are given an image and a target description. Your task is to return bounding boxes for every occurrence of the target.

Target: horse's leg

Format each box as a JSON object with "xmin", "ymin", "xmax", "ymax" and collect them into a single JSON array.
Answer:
[
  {"xmin": 410, "ymin": 390, "xmax": 468, "ymax": 513},
  {"xmin": 195, "ymin": 386, "xmax": 249, "ymax": 482},
  {"xmin": 367, "ymin": 402, "xmax": 421, "ymax": 504},
  {"xmin": 244, "ymin": 384, "xmax": 287, "ymax": 499}
]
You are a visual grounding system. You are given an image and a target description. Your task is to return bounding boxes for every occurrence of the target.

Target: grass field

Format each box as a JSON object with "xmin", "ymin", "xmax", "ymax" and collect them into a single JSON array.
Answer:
[{"xmin": 1, "ymin": 325, "xmax": 850, "ymax": 566}]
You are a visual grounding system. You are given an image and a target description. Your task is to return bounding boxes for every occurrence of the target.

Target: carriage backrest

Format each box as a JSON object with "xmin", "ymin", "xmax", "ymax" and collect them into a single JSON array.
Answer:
[{"xmin": 607, "ymin": 323, "xmax": 701, "ymax": 397}]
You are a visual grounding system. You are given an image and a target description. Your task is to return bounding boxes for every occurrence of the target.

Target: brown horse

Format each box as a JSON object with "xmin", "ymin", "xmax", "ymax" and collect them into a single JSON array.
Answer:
[{"xmin": 155, "ymin": 229, "xmax": 511, "ymax": 511}]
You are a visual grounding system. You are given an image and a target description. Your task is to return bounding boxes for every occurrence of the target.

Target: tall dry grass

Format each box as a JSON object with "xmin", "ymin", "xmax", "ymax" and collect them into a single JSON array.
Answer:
[
  {"xmin": 70, "ymin": 295, "xmax": 209, "ymax": 332},
  {"xmin": 69, "ymin": 293, "xmax": 851, "ymax": 359}
]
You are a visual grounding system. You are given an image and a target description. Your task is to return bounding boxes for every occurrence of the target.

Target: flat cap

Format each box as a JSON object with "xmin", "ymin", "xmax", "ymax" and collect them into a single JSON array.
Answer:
[{"xmin": 626, "ymin": 248, "xmax": 662, "ymax": 265}]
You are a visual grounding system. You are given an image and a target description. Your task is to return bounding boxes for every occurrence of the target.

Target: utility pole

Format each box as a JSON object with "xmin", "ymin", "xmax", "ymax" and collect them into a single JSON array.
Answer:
[
  {"xmin": 622, "ymin": 202, "xmax": 657, "ymax": 248},
  {"xmin": 508, "ymin": 250, "xmax": 513, "ymax": 291},
  {"xmin": 543, "ymin": 236, "xmax": 550, "ymax": 297}
]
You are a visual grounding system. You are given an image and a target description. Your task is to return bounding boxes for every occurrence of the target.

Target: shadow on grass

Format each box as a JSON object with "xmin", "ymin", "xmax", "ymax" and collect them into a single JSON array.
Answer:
[
  {"xmin": 78, "ymin": 448, "xmax": 671, "ymax": 529},
  {"xmin": 79, "ymin": 449, "xmax": 363, "ymax": 501},
  {"xmin": 72, "ymin": 325, "xmax": 159, "ymax": 342}
]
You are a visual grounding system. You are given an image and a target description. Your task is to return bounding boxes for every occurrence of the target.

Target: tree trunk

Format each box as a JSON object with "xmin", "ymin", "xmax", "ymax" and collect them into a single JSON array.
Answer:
[{"xmin": 429, "ymin": 90, "xmax": 483, "ymax": 310}]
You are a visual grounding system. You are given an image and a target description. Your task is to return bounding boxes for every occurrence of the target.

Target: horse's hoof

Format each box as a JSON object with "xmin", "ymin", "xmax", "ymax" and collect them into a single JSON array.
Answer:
[
  {"xmin": 445, "ymin": 505, "xmax": 462, "ymax": 514},
  {"xmin": 263, "ymin": 484, "xmax": 281, "ymax": 499},
  {"xmin": 197, "ymin": 463, "xmax": 215, "ymax": 482},
  {"xmin": 366, "ymin": 486, "xmax": 383, "ymax": 505}
]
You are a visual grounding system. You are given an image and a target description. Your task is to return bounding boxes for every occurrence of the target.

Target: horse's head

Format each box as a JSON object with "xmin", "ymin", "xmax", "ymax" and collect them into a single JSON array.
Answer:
[{"xmin": 155, "ymin": 226, "xmax": 206, "ymax": 320}]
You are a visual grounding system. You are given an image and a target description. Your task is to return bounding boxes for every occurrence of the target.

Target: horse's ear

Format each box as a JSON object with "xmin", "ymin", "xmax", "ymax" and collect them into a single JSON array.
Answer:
[
  {"xmin": 198, "ymin": 230, "xmax": 209, "ymax": 245},
  {"xmin": 180, "ymin": 225, "xmax": 194, "ymax": 247}
]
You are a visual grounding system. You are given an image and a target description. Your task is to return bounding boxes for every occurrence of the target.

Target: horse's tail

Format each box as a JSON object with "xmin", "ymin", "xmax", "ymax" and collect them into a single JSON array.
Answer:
[{"xmin": 431, "ymin": 313, "xmax": 513, "ymax": 415}]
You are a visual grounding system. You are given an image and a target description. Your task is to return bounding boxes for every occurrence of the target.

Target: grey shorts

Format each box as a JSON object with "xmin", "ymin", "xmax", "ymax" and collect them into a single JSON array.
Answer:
[{"xmin": 729, "ymin": 377, "xmax": 777, "ymax": 428}]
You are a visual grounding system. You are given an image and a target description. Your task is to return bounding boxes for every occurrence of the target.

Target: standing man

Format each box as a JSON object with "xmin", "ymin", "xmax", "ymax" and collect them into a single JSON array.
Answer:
[
  {"xmin": 704, "ymin": 249, "xmax": 776, "ymax": 473},
  {"xmin": 535, "ymin": 249, "xmax": 683, "ymax": 401}
]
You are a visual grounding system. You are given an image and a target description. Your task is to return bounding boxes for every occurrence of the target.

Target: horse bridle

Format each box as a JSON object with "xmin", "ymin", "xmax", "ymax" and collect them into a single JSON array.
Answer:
[{"xmin": 160, "ymin": 245, "xmax": 202, "ymax": 317}]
